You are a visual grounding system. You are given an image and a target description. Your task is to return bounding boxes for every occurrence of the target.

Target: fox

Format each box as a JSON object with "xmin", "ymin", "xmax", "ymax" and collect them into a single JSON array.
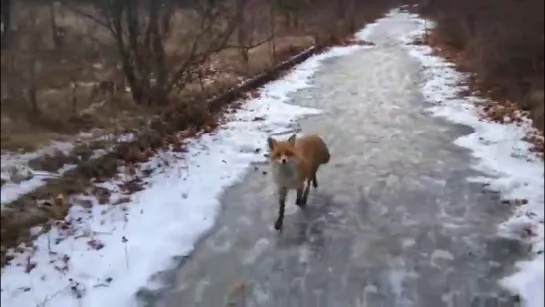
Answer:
[{"xmin": 267, "ymin": 133, "xmax": 330, "ymax": 231}]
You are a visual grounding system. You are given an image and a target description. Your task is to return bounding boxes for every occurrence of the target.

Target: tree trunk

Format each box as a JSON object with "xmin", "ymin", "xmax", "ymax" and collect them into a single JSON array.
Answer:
[
  {"xmin": 50, "ymin": 4, "xmax": 61, "ymax": 50},
  {"xmin": 1, "ymin": 0, "xmax": 13, "ymax": 50},
  {"xmin": 240, "ymin": 47, "xmax": 250, "ymax": 72},
  {"xmin": 28, "ymin": 59, "xmax": 39, "ymax": 115},
  {"xmin": 346, "ymin": 0, "xmax": 356, "ymax": 32},
  {"xmin": 71, "ymin": 82, "xmax": 78, "ymax": 114},
  {"xmin": 149, "ymin": 1, "xmax": 169, "ymax": 105},
  {"xmin": 28, "ymin": 4, "xmax": 40, "ymax": 115},
  {"xmin": 292, "ymin": 12, "xmax": 299, "ymax": 29},
  {"xmin": 268, "ymin": 1, "xmax": 277, "ymax": 63},
  {"xmin": 237, "ymin": 14, "xmax": 251, "ymax": 73}
]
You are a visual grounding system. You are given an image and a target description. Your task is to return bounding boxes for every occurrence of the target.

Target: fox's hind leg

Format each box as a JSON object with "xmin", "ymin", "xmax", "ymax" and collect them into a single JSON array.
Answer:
[
  {"xmin": 295, "ymin": 187, "xmax": 304, "ymax": 206},
  {"xmin": 311, "ymin": 166, "xmax": 319, "ymax": 189},
  {"xmin": 300, "ymin": 180, "xmax": 312, "ymax": 206}
]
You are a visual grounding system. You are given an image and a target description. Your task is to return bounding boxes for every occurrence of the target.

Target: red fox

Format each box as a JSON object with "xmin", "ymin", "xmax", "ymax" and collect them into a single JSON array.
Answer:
[{"xmin": 267, "ymin": 133, "xmax": 330, "ymax": 230}]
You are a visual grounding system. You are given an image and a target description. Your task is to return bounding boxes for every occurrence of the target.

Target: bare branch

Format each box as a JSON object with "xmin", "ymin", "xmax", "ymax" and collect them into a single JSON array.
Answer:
[
  {"xmin": 224, "ymin": 34, "xmax": 273, "ymax": 50},
  {"xmin": 61, "ymin": 2, "xmax": 116, "ymax": 36}
]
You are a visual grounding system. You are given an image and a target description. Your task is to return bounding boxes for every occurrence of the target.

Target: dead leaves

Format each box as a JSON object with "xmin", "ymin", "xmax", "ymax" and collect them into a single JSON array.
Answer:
[
  {"xmin": 502, "ymin": 198, "xmax": 529, "ymax": 206},
  {"xmin": 417, "ymin": 29, "xmax": 545, "ymax": 159},
  {"xmin": 87, "ymin": 239, "xmax": 105, "ymax": 251},
  {"xmin": 479, "ymin": 100, "xmax": 526, "ymax": 124},
  {"xmin": 124, "ymin": 146, "xmax": 148, "ymax": 164},
  {"xmin": 113, "ymin": 196, "xmax": 131, "ymax": 206},
  {"xmin": 479, "ymin": 101, "xmax": 544, "ymax": 158},
  {"xmin": 24, "ymin": 256, "xmax": 36, "ymax": 274},
  {"xmin": 91, "ymin": 187, "xmax": 112, "ymax": 205},
  {"xmin": 118, "ymin": 178, "xmax": 145, "ymax": 195}
]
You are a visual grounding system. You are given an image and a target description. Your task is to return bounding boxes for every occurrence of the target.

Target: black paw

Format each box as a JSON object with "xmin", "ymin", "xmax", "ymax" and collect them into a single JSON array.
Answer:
[
  {"xmin": 274, "ymin": 219, "xmax": 283, "ymax": 230},
  {"xmin": 295, "ymin": 198, "xmax": 306, "ymax": 207},
  {"xmin": 312, "ymin": 181, "xmax": 318, "ymax": 189}
]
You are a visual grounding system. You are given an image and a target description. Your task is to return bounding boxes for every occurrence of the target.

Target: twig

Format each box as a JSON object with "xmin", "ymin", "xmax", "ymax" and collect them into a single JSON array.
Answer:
[
  {"xmin": 268, "ymin": 127, "xmax": 303, "ymax": 136},
  {"xmin": 122, "ymin": 236, "xmax": 129, "ymax": 270},
  {"xmin": 224, "ymin": 35, "xmax": 274, "ymax": 50},
  {"xmin": 47, "ymin": 232, "xmax": 52, "ymax": 254},
  {"xmin": 61, "ymin": 3, "xmax": 116, "ymax": 36}
]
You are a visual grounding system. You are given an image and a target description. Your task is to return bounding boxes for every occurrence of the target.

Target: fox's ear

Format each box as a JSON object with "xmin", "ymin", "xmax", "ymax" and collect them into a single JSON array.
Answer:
[
  {"xmin": 267, "ymin": 136, "xmax": 276, "ymax": 150},
  {"xmin": 287, "ymin": 134, "xmax": 296, "ymax": 145}
]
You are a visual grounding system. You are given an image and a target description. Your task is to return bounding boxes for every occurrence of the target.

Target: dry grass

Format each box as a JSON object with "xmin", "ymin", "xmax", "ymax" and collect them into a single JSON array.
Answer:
[
  {"xmin": 1, "ymin": 41, "xmax": 313, "ymax": 149},
  {"xmin": 0, "ymin": 3, "xmax": 315, "ymax": 151},
  {"xmin": 1, "ymin": 0, "xmax": 390, "ymax": 151},
  {"xmin": 410, "ymin": 0, "xmax": 544, "ymax": 132},
  {"xmin": 418, "ymin": 28, "xmax": 545, "ymax": 159}
]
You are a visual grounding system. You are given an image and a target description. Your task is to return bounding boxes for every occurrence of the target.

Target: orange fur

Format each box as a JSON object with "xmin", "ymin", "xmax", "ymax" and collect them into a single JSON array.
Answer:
[{"xmin": 267, "ymin": 133, "xmax": 330, "ymax": 230}]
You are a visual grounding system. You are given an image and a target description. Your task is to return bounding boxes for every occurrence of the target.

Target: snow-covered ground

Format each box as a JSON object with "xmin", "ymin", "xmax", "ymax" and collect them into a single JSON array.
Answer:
[
  {"xmin": 0, "ymin": 43, "xmax": 367, "ymax": 306},
  {"xmin": 390, "ymin": 8, "xmax": 544, "ymax": 307},
  {"xmin": 1, "ymin": 164, "xmax": 76, "ymax": 206},
  {"xmin": 1, "ymin": 133, "xmax": 135, "ymax": 206},
  {"xmin": 1, "ymin": 141, "xmax": 76, "ymax": 206}
]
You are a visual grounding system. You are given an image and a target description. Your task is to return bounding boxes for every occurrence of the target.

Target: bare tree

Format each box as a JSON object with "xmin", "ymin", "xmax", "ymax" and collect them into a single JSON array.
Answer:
[
  {"xmin": 275, "ymin": 0, "xmax": 304, "ymax": 29},
  {"xmin": 65, "ymin": 0, "xmax": 247, "ymax": 106},
  {"xmin": 227, "ymin": 0, "xmax": 273, "ymax": 72},
  {"xmin": 267, "ymin": 0, "xmax": 277, "ymax": 63},
  {"xmin": 25, "ymin": 4, "xmax": 42, "ymax": 115},
  {"xmin": 1, "ymin": 0, "xmax": 13, "ymax": 50},
  {"xmin": 49, "ymin": 2, "xmax": 67, "ymax": 50}
]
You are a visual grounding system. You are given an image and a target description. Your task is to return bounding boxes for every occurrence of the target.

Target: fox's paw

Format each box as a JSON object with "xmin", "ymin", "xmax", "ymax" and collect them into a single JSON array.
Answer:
[
  {"xmin": 296, "ymin": 201, "xmax": 307, "ymax": 208},
  {"xmin": 295, "ymin": 198, "xmax": 306, "ymax": 207},
  {"xmin": 274, "ymin": 219, "xmax": 283, "ymax": 231}
]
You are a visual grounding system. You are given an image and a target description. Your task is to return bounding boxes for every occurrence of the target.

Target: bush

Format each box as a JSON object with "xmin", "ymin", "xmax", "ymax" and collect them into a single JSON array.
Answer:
[{"xmin": 412, "ymin": 0, "xmax": 544, "ymax": 129}]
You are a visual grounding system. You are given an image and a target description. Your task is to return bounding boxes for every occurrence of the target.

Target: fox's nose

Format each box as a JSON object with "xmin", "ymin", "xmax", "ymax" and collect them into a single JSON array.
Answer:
[{"xmin": 280, "ymin": 158, "xmax": 287, "ymax": 164}]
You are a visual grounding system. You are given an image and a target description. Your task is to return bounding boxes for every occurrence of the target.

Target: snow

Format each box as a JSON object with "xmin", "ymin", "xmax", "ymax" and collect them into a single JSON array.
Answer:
[
  {"xmin": 1, "ymin": 133, "xmax": 135, "ymax": 206},
  {"xmin": 1, "ymin": 141, "xmax": 74, "ymax": 174},
  {"xmin": 1, "ymin": 142, "xmax": 75, "ymax": 206},
  {"xmin": 1, "ymin": 164, "xmax": 76, "ymax": 206},
  {"xmin": 0, "ymin": 41, "xmax": 369, "ymax": 306},
  {"xmin": 397, "ymin": 8, "xmax": 544, "ymax": 307}
]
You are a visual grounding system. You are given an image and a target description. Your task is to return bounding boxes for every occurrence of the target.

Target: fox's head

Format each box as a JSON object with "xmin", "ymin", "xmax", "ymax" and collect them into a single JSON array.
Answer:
[{"xmin": 267, "ymin": 134, "xmax": 299, "ymax": 167}]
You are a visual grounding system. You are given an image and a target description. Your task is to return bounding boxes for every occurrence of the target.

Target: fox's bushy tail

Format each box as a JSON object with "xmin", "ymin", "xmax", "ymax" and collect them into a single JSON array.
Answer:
[{"xmin": 322, "ymin": 148, "xmax": 331, "ymax": 164}]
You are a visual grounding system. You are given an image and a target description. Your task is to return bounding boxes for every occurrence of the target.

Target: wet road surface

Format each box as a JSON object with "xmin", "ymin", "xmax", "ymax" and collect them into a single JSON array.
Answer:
[{"xmin": 152, "ymin": 12, "xmax": 523, "ymax": 307}]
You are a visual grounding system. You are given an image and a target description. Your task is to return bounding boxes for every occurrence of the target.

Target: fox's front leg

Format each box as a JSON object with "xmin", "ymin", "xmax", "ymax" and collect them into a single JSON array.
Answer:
[
  {"xmin": 274, "ymin": 187, "xmax": 288, "ymax": 230},
  {"xmin": 295, "ymin": 187, "xmax": 304, "ymax": 207}
]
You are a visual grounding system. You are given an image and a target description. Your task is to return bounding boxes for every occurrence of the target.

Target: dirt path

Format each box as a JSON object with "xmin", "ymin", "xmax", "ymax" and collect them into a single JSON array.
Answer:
[{"xmin": 152, "ymin": 12, "xmax": 522, "ymax": 307}]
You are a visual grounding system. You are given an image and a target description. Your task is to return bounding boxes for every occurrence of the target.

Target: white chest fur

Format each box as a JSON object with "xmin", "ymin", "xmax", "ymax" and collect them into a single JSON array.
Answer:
[{"xmin": 270, "ymin": 162, "xmax": 300, "ymax": 189}]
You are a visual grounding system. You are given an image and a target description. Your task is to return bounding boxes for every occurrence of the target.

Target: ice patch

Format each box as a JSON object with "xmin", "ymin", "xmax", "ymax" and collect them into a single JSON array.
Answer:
[{"xmin": 398, "ymin": 9, "xmax": 544, "ymax": 307}]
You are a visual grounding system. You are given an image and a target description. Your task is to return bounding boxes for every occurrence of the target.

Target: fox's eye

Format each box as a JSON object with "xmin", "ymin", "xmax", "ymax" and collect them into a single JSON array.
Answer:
[
  {"xmin": 284, "ymin": 151, "xmax": 294, "ymax": 157},
  {"xmin": 271, "ymin": 153, "xmax": 280, "ymax": 159}
]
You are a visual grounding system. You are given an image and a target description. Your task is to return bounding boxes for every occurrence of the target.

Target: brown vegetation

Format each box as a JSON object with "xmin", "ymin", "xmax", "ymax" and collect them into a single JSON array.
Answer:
[
  {"xmin": 1, "ymin": 0, "xmax": 399, "ymax": 264},
  {"xmin": 408, "ymin": 0, "xmax": 544, "ymax": 132},
  {"xmin": 1, "ymin": 0, "xmax": 397, "ymax": 151}
]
